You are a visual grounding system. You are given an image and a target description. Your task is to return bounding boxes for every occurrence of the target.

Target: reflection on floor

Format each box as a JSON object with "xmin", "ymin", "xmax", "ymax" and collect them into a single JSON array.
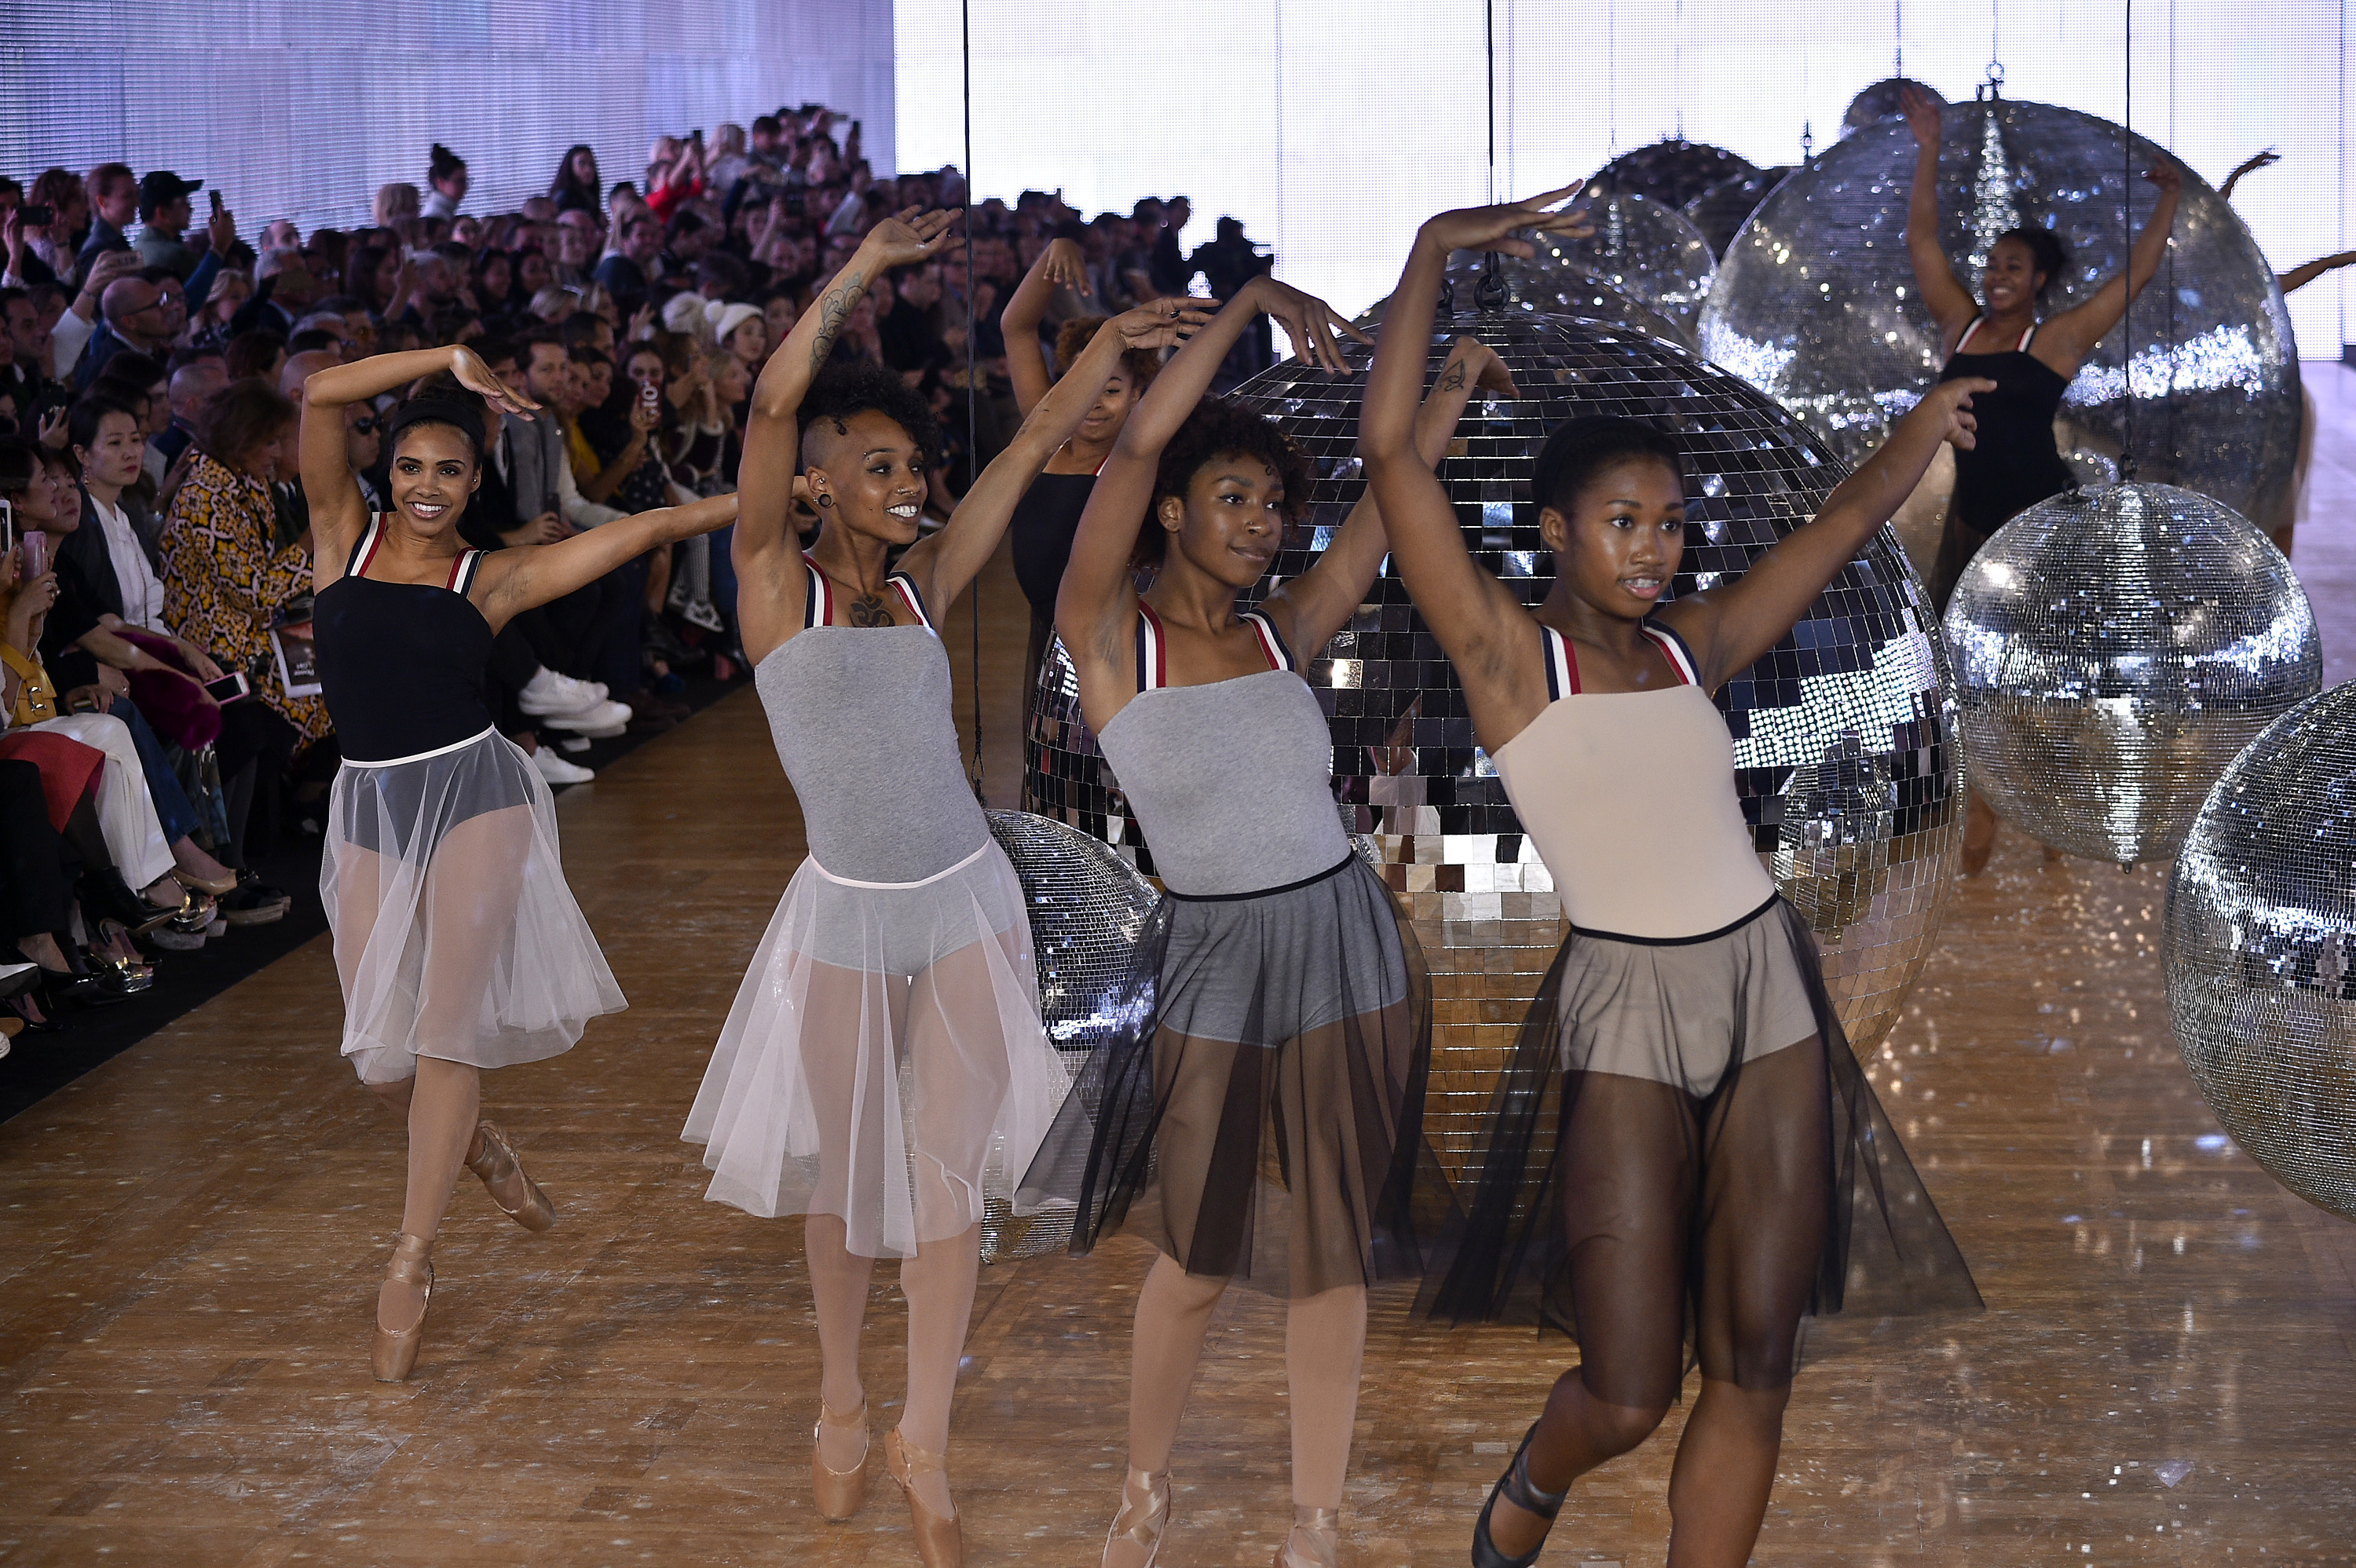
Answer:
[{"xmin": 0, "ymin": 388, "xmax": 2349, "ymax": 1565}]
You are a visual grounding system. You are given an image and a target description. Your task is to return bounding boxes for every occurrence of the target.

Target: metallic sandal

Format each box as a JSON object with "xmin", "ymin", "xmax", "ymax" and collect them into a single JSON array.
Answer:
[
  {"xmin": 371, "ymin": 1231, "xmax": 435, "ymax": 1383},
  {"xmin": 1274, "ymin": 1505, "xmax": 1339, "ymax": 1568},
  {"xmin": 811, "ymin": 1398, "xmax": 870, "ymax": 1521},
  {"xmin": 1101, "ymin": 1467, "xmax": 1171, "ymax": 1568},
  {"xmin": 1472, "ymin": 1421, "xmax": 1570, "ymax": 1568},
  {"xmin": 465, "ymin": 1120, "xmax": 556, "ymax": 1231},
  {"xmin": 884, "ymin": 1427, "xmax": 964, "ymax": 1568}
]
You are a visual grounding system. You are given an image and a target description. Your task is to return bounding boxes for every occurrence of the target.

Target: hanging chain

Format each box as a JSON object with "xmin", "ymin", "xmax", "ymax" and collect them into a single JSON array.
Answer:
[{"xmin": 2119, "ymin": 0, "xmax": 2138, "ymax": 482}]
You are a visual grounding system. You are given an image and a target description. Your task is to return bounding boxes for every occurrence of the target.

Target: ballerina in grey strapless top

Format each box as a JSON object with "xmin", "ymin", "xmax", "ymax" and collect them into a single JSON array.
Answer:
[
  {"xmin": 679, "ymin": 203, "xmax": 1202, "ymax": 1567},
  {"xmin": 1013, "ymin": 274, "xmax": 1501, "ymax": 1568}
]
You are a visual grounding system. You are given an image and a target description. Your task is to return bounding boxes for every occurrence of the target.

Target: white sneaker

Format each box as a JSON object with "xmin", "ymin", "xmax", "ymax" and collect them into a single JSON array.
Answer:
[
  {"xmin": 539, "ymin": 698, "xmax": 634, "ymax": 733},
  {"xmin": 531, "ymin": 749, "xmax": 595, "ymax": 784},
  {"xmin": 518, "ymin": 667, "xmax": 613, "ymax": 717}
]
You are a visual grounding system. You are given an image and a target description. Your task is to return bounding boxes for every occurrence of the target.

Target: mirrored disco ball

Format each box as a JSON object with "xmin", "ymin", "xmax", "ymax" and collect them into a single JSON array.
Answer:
[
  {"xmin": 1590, "ymin": 138, "xmax": 1760, "ymax": 211},
  {"xmin": 1844, "ymin": 78, "xmax": 1943, "ymax": 135},
  {"xmin": 2166, "ymin": 682, "xmax": 2356, "ymax": 1219},
  {"xmin": 1683, "ymin": 166, "xmax": 1794, "ymax": 259},
  {"xmin": 1028, "ymin": 313, "xmax": 1966, "ymax": 1190},
  {"xmin": 1359, "ymin": 251, "xmax": 1688, "ymax": 347},
  {"xmin": 1699, "ymin": 96, "xmax": 2301, "ymax": 531},
  {"xmin": 977, "ymin": 808, "xmax": 1159, "ymax": 1263},
  {"xmin": 1943, "ymin": 482, "xmax": 2321, "ymax": 868},
  {"xmin": 1532, "ymin": 193, "xmax": 1718, "ymax": 343}
]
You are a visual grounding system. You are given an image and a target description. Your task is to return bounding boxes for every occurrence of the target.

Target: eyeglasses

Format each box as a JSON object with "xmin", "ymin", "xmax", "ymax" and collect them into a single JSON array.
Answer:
[{"xmin": 349, "ymin": 415, "xmax": 379, "ymax": 434}]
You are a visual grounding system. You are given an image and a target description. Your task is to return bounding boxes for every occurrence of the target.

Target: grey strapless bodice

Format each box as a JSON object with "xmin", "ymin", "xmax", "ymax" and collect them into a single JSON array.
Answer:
[
  {"xmin": 755, "ymin": 626, "xmax": 988, "ymax": 883},
  {"xmin": 1097, "ymin": 669, "xmax": 1350, "ymax": 896}
]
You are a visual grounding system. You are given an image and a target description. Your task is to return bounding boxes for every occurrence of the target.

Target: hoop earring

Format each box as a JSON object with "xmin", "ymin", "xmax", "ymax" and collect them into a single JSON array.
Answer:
[{"xmin": 815, "ymin": 493, "xmax": 834, "ymax": 508}]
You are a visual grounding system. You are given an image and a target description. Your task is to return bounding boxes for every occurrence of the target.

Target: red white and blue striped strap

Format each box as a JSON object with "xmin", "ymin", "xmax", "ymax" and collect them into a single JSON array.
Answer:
[
  {"xmin": 802, "ymin": 553, "xmax": 834, "ymax": 628},
  {"xmin": 887, "ymin": 572, "xmax": 935, "ymax": 633},
  {"xmin": 348, "ymin": 512, "xmax": 386, "ymax": 580},
  {"xmin": 1539, "ymin": 619, "xmax": 1699, "ymax": 700},
  {"xmin": 1135, "ymin": 605, "xmax": 1293, "ymax": 691},
  {"xmin": 1955, "ymin": 315, "xmax": 2036, "ymax": 355},
  {"xmin": 447, "ymin": 550, "xmax": 484, "ymax": 596}
]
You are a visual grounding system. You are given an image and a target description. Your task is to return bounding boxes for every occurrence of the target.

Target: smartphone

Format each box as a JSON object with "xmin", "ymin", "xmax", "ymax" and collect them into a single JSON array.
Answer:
[
  {"xmin": 203, "ymin": 671, "xmax": 251, "ymax": 704},
  {"xmin": 638, "ymin": 378, "xmax": 661, "ymax": 411},
  {"xmin": 19, "ymin": 204, "xmax": 53, "ymax": 226},
  {"xmin": 209, "ymin": 190, "xmax": 224, "ymax": 217},
  {"xmin": 1, "ymin": 498, "xmax": 14, "ymax": 557},
  {"xmin": 19, "ymin": 528, "xmax": 45, "ymax": 581}
]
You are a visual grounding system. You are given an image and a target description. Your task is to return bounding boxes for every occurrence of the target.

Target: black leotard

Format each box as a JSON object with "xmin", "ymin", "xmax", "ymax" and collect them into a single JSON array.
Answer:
[
  {"xmin": 1010, "ymin": 468, "xmax": 1098, "ymax": 703},
  {"xmin": 1930, "ymin": 316, "xmax": 2077, "ymax": 611},
  {"xmin": 313, "ymin": 512, "xmax": 494, "ymax": 762}
]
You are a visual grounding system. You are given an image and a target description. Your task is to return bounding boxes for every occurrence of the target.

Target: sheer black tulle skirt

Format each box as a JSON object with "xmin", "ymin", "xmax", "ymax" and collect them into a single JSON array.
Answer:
[
  {"xmin": 1418, "ymin": 896, "xmax": 1980, "ymax": 1402},
  {"xmin": 1017, "ymin": 853, "xmax": 1456, "ymax": 1298}
]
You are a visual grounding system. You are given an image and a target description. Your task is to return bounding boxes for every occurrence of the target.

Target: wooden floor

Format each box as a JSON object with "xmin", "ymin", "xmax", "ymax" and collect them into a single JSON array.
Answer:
[{"xmin": 4, "ymin": 378, "xmax": 2355, "ymax": 1566}]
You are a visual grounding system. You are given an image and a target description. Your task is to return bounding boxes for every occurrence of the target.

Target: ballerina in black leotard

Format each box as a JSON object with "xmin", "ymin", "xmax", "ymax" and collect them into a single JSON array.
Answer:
[{"xmin": 1901, "ymin": 83, "xmax": 2182, "ymax": 871}]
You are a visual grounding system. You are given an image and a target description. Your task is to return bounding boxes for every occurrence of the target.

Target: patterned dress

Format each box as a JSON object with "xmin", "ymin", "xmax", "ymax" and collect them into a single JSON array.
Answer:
[{"xmin": 159, "ymin": 451, "xmax": 331, "ymax": 748}]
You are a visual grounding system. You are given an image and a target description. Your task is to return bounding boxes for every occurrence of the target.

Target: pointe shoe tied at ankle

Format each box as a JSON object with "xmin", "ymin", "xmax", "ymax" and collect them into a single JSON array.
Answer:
[
  {"xmin": 811, "ymin": 1398, "xmax": 871, "ymax": 1522},
  {"xmin": 884, "ymin": 1427, "xmax": 964, "ymax": 1568},
  {"xmin": 466, "ymin": 1120, "xmax": 556, "ymax": 1232},
  {"xmin": 1101, "ymin": 1467, "xmax": 1171, "ymax": 1568},
  {"xmin": 1472, "ymin": 1420, "xmax": 1569, "ymax": 1568},
  {"xmin": 1274, "ymin": 1505, "xmax": 1339, "ymax": 1568},
  {"xmin": 371, "ymin": 1231, "xmax": 435, "ymax": 1383}
]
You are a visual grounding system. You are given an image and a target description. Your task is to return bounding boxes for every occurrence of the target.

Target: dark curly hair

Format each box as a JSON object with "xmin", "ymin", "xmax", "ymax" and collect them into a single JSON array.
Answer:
[
  {"xmin": 1994, "ymin": 225, "xmax": 2072, "ymax": 301},
  {"xmin": 1532, "ymin": 415, "xmax": 1685, "ymax": 519},
  {"xmin": 1054, "ymin": 316, "xmax": 1162, "ymax": 393},
  {"xmin": 799, "ymin": 361, "xmax": 938, "ymax": 470},
  {"xmin": 1136, "ymin": 397, "xmax": 1309, "ymax": 568}
]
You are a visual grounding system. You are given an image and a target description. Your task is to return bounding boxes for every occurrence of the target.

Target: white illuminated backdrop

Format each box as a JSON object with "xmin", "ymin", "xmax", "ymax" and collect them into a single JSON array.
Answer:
[{"xmin": 897, "ymin": 0, "xmax": 2353, "ymax": 356}]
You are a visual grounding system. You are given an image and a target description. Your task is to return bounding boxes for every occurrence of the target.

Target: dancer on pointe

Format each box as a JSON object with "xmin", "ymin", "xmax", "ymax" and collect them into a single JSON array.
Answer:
[
  {"xmin": 681, "ymin": 208, "xmax": 1202, "ymax": 1568},
  {"xmin": 1018, "ymin": 276, "xmax": 1494, "ymax": 1568},
  {"xmin": 1361, "ymin": 191, "xmax": 1985, "ymax": 1568},
  {"xmin": 1901, "ymin": 83, "xmax": 2182, "ymax": 871},
  {"xmin": 297, "ymin": 345, "xmax": 737, "ymax": 1381}
]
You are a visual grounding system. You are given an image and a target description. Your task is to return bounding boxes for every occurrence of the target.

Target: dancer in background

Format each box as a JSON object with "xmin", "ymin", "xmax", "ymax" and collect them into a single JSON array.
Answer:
[
  {"xmin": 1362, "ymin": 190, "xmax": 1983, "ymax": 1568},
  {"xmin": 298, "ymin": 344, "xmax": 736, "ymax": 1382},
  {"xmin": 1020, "ymin": 274, "xmax": 1490, "ymax": 1568},
  {"xmin": 682, "ymin": 208, "xmax": 1198, "ymax": 1568},
  {"xmin": 1902, "ymin": 83, "xmax": 2182, "ymax": 871}
]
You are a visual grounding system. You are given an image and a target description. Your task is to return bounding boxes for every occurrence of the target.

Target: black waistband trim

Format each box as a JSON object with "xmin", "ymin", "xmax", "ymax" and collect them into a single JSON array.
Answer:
[
  {"xmin": 1568, "ymin": 891, "xmax": 1783, "ymax": 947},
  {"xmin": 1162, "ymin": 850, "xmax": 1361, "ymax": 904}
]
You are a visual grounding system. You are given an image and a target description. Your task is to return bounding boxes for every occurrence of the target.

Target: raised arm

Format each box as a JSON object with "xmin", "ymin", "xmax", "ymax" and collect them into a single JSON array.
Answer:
[
  {"xmin": 300, "ymin": 344, "xmax": 536, "ymax": 582},
  {"xmin": 2038, "ymin": 161, "xmax": 2182, "ymax": 373},
  {"xmin": 1663, "ymin": 378, "xmax": 1989, "ymax": 691},
  {"xmin": 1901, "ymin": 85, "xmax": 1979, "ymax": 345},
  {"xmin": 1001, "ymin": 237, "xmax": 1092, "ymax": 417},
  {"xmin": 733, "ymin": 207, "xmax": 962, "ymax": 663},
  {"xmin": 2277, "ymin": 250, "xmax": 2356, "ymax": 296},
  {"xmin": 2217, "ymin": 148, "xmax": 2279, "ymax": 203},
  {"xmin": 1054, "ymin": 272, "xmax": 1356, "ymax": 706},
  {"xmin": 1361, "ymin": 193, "xmax": 1583, "ymax": 748},
  {"xmin": 477, "ymin": 493, "xmax": 737, "ymax": 633},
  {"xmin": 1262, "ymin": 334, "xmax": 1516, "ymax": 659},
  {"xmin": 902, "ymin": 301, "xmax": 1206, "ymax": 617}
]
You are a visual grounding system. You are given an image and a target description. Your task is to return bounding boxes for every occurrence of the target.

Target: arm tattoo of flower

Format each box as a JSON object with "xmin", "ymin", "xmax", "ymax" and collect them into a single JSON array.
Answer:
[{"xmin": 810, "ymin": 269, "xmax": 868, "ymax": 371}]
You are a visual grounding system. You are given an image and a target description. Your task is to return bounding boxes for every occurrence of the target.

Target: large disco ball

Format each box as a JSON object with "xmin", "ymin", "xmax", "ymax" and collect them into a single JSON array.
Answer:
[
  {"xmin": 977, "ymin": 809, "xmax": 1158, "ymax": 1263},
  {"xmin": 1532, "ymin": 193, "xmax": 1718, "ymax": 342},
  {"xmin": 1590, "ymin": 138, "xmax": 1759, "ymax": 211},
  {"xmin": 1699, "ymin": 94, "xmax": 2301, "ymax": 531},
  {"xmin": 1844, "ymin": 78, "xmax": 1944, "ymax": 135},
  {"xmin": 1024, "ymin": 313, "xmax": 1965, "ymax": 1190},
  {"xmin": 2166, "ymin": 683, "xmax": 2356, "ymax": 1219},
  {"xmin": 1683, "ymin": 166, "xmax": 1794, "ymax": 258},
  {"xmin": 1943, "ymin": 482, "xmax": 2321, "ymax": 868},
  {"xmin": 1359, "ymin": 251, "xmax": 1688, "ymax": 346}
]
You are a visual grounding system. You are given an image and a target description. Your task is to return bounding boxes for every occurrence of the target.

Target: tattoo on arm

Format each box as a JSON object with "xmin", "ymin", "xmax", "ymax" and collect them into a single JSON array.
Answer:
[
  {"xmin": 809, "ymin": 269, "xmax": 868, "ymax": 371},
  {"xmin": 1438, "ymin": 360, "xmax": 1468, "ymax": 393}
]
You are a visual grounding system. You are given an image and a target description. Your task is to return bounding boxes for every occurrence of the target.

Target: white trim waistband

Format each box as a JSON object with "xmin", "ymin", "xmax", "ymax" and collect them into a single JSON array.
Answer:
[
  {"xmin": 810, "ymin": 839, "xmax": 992, "ymax": 890},
  {"xmin": 340, "ymin": 726, "xmax": 501, "ymax": 768}
]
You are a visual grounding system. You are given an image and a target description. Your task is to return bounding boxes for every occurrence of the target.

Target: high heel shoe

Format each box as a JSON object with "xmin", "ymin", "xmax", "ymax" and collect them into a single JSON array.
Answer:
[
  {"xmin": 810, "ymin": 1397, "xmax": 870, "ymax": 1521},
  {"xmin": 464, "ymin": 1120, "xmax": 555, "ymax": 1231},
  {"xmin": 883, "ymin": 1427, "xmax": 964, "ymax": 1568},
  {"xmin": 78, "ymin": 870, "xmax": 179, "ymax": 938},
  {"xmin": 1101, "ymin": 1467, "xmax": 1171, "ymax": 1568},
  {"xmin": 1273, "ymin": 1506, "xmax": 1339, "ymax": 1568},
  {"xmin": 1471, "ymin": 1421, "xmax": 1569, "ymax": 1568},
  {"xmin": 171, "ymin": 866, "xmax": 240, "ymax": 897},
  {"xmin": 371, "ymin": 1231, "xmax": 435, "ymax": 1383}
]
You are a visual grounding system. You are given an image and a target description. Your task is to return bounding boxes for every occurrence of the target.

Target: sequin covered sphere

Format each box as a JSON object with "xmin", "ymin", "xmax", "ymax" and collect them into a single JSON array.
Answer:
[
  {"xmin": 2166, "ymin": 682, "xmax": 2356, "ymax": 1220},
  {"xmin": 1699, "ymin": 97, "xmax": 2300, "ymax": 534},
  {"xmin": 1943, "ymin": 482, "xmax": 2321, "ymax": 868},
  {"xmin": 1531, "ymin": 193, "xmax": 1718, "ymax": 344},
  {"xmin": 1359, "ymin": 251, "xmax": 1688, "ymax": 346},
  {"xmin": 1590, "ymin": 139, "xmax": 1761, "ymax": 211},
  {"xmin": 975, "ymin": 809, "xmax": 1157, "ymax": 1263},
  {"xmin": 1024, "ymin": 316, "xmax": 1964, "ymax": 1186}
]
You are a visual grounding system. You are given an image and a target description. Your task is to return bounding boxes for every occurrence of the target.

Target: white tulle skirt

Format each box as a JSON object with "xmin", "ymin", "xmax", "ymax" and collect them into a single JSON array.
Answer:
[
  {"xmin": 682, "ymin": 839, "xmax": 1073, "ymax": 1259},
  {"xmin": 321, "ymin": 727, "xmax": 626, "ymax": 1085}
]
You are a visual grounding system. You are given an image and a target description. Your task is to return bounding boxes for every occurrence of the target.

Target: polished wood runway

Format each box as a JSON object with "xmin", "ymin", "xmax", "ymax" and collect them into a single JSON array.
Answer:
[{"xmin": 4, "ymin": 397, "xmax": 2354, "ymax": 1565}]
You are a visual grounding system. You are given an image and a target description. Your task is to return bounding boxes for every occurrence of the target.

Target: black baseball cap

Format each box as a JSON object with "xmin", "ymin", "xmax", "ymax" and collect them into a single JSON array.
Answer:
[{"xmin": 137, "ymin": 170, "xmax": 203, "ymax": 218}]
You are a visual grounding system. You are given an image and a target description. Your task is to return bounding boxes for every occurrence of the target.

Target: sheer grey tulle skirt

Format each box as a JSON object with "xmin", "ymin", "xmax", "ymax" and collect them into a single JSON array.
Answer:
[
  {"xmin": 322, "ymin": 728, "xmax": 625, "ymax": 1086},
  {"xmin": 682, "ymin": 840, "xmax": 1074, "ymax": 1259}
]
